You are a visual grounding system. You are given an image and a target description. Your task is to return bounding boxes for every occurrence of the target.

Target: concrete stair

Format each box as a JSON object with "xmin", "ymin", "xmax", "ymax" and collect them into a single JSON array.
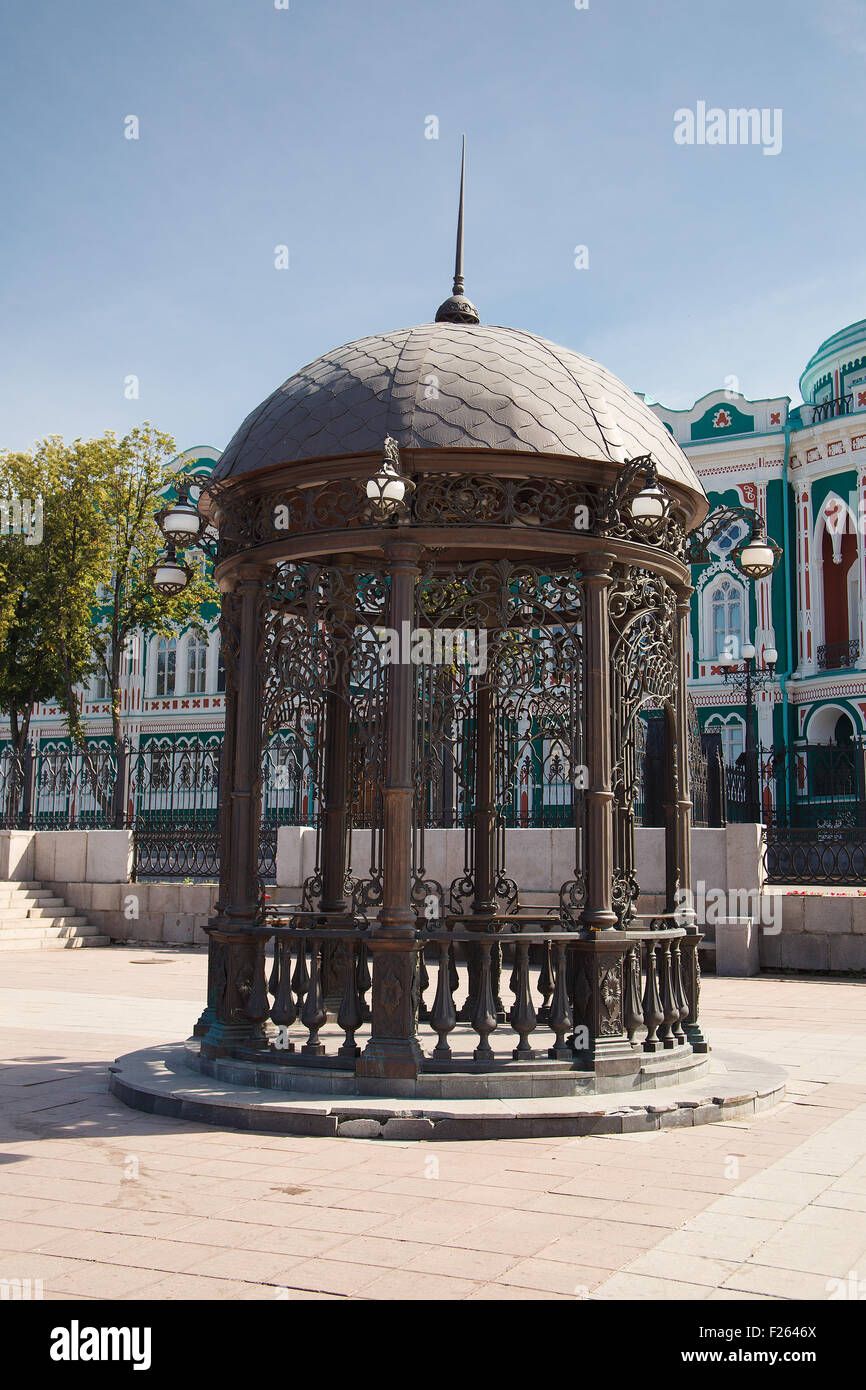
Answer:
[{"xmin": 0, "ymin": 881, "xmax": 110, "ymax": 950}]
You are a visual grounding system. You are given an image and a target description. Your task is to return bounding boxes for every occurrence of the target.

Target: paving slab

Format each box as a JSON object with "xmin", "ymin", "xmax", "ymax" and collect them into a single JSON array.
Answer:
[{"xmin": 1, "ymin": 947, "xmax": 865, "ymax": 1301}]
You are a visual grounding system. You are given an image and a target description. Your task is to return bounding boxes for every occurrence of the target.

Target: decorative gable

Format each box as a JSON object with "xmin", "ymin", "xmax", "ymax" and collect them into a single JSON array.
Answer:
[{"xmin": 691, "ymin": 401, "xmax": 756, "ymax": 441}]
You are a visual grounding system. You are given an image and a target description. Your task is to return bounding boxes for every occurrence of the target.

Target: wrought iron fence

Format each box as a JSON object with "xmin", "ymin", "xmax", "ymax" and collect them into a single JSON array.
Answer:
[
  {"xmin": 0, "ymin": 731, "xmax": 587, "ymax": 881},
  {"xmin": 130, "ymin": 741, "xmax": 221, "ymax": 879},
  {"xmin": 634, "ymin": 705, "xmax": 720, "ymax": 829},
  {"xmin": 817, "ymin": 640, "xmax": 860, "ymax": 671},
  {"xmin": 811, "ymin": 393, "xmax": 852, "ymax": 423},
  {"xmin": 0, "ymin": 742, "xmax": 120, "ymax": 829},
  {"xmin": 763, "ymin": 827, "xmax": 866, "ymax": 886},
  {"xmin": 725, "ymin": 738, "xmax": 866, "ymax": 884}
]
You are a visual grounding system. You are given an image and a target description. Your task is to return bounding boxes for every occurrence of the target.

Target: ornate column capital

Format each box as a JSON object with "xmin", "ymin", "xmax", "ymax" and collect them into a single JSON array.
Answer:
[
  {"xmin": 581, "ymin": 551, "xmax": 616, "ymax": 583},
  {"xmin": 383, "ymin": 538, "xmax": 423, "ymax": 567}
]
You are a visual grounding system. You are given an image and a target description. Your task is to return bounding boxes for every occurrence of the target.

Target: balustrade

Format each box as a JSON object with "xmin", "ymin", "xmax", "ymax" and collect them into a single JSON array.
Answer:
[{"xmin": 238, "ymin": 911, "xmax": 694, "ymax": 1071}]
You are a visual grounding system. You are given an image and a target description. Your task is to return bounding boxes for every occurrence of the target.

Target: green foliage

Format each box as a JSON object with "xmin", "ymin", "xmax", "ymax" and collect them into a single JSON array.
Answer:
[
  {"xmin": 0, "ymin": 437, "xmax": 109, "ymax": 749},
  {"xmin": 85, "ymin": 425, "xmax": 218, "ymax": 744},
  {"xmin": 0, "ymin": 425, "xmax": 219, "ymax": 749}
]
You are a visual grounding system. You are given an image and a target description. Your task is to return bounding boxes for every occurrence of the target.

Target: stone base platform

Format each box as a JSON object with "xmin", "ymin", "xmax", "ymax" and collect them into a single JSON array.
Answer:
[
  {"xmin": 109, "ymin": 1041, "xmax": 786, "ymax": 1142},
  {"xmin": 207, "ymin": 1038, "xmax": 709, "ymax": 1100}
]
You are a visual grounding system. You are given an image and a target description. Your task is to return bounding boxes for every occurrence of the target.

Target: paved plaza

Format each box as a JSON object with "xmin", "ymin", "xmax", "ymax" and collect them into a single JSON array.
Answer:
[{"xmin": 1, "ymin": 948, "xmax": 865, "ymax": 1301}]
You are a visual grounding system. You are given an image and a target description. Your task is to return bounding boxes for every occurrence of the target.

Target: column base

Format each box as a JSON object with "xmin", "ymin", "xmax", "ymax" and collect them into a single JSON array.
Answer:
[
  {"xmin": 193, "ymin": 1006, "xmax": 215, "ymax": 1039},
  {"xmin": 356, "ymin": 1037, "xmax": 425, "ymax": 1081},
  {"xmin": 200, "ymin": 1020, "xmax": 270, "ymax": 1059},
  {"xmin": 685, "ymin": 1023, "xmax": 710, "ymax": 1054}
]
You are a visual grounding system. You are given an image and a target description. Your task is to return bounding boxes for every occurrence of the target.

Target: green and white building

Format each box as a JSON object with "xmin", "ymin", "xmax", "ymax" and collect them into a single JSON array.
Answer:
[{"xmin": 649, "ymin": 316, "xmax": 866, "ymax": 762}]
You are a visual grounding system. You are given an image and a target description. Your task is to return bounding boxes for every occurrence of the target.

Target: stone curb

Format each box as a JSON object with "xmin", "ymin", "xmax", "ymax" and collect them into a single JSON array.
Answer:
[{"xmin": 108, "ymin": 1048, "xmax": 787, "ymax": 1142}]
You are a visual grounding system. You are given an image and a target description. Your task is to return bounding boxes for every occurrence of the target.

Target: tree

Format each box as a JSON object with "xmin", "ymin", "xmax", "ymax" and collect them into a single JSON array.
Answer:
[
  {"xmin": 0, "ymin": 425, "xmax": 219, "ymax": 759},
  {"xmin": 0, "ymin": 438, "xmax": 109, "ymax": 757},
  {"xmin": 79, "ymin": 424, "xmax": 218, "ymax": 754}
]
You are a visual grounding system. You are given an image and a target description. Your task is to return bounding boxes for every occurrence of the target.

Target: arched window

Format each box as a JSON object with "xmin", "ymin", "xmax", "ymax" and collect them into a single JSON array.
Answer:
[
  {"xmin": 186, "ymin": 633, "xmax": 208, "ymax": 694},
  {"xmin": 706, "ymin": 715, "xmax": 745, "ymax": 765},
  {"xmin": 710, "ymin": 578, "xmax": 743, "ymax": 659},
  {"xmin": 820, "ymin": 506, "xmax": 858, "ymax": 663},
  {"xmin": 216, "ymin": 639, "xmax": 226, "ymax": 693},
  {"xmin": 155, "ymin": 638, "xmax": 176, "ymax": 696}
]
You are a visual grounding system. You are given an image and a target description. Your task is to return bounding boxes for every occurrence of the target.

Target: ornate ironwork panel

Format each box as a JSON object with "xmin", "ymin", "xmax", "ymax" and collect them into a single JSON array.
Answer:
[{"xmin": 608, "ymin": 568, "xmax": 678, "ymax": 924}]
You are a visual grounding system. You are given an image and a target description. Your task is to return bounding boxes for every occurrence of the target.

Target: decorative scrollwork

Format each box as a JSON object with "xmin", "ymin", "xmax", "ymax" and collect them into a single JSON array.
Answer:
[{"xmin": 210, "ymin": 469, "xmax": 689, "ymax": 561}]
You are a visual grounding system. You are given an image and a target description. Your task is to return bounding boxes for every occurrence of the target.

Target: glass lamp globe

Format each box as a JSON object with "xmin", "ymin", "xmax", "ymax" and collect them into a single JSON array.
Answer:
[
  {"xmin": 718, "ymin": 651, "xmax": 735, "ymax": 668},
  {"xmin": 629, "ymin": 483, "xmax": 669, "ymax": 523},
  {"xmin": 161, "ymin": 499, "xmax": 202, "ymax": 548},
  {"xmin": 150, "ymin": 553, "xmax": 189, "ymax": 596},
  {"xmin": 736, "ymin": 537, "xmax": 779, "ymax": 579},
  {"xmin": 764, "ymin": 647, "xmax": 778, "ymax": 667},
  {"xmin": 741, "ymin": 643, "xmax": 756, "ymax": 660},
  {"xmin": 366, "ymin": 463, "xmax": 407, "ymax": 511}
]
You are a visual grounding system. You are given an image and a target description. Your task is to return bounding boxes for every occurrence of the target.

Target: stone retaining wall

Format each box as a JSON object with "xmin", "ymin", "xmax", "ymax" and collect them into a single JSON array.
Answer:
[{"xmin": 2, "ymin": 826, "xmax": 864, "ymax": 970}]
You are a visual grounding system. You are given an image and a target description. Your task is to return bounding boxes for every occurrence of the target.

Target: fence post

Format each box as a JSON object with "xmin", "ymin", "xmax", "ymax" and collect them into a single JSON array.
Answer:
[
  {"xmin": 113, "ymin": 737, "xmax": 130, "ymax": 828},
  {"xmin": 20, "ymin": 741, "xmax": 35, "ymax": 830}
]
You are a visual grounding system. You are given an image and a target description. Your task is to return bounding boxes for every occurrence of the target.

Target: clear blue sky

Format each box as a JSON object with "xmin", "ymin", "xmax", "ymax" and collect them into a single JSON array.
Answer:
[{"xmin": 1, "ymin": 0, "xmax": 864, "ymax": 453}]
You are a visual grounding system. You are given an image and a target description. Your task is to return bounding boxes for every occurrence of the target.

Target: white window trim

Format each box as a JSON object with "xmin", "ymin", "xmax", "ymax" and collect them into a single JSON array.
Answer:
[
  {"xmin": 154, "ymin": 636, "xmax": 177, "ymax": 698},
  {"xmin": 699, "ymin": 569, "xmax": 749, "ymax": 663},
  {"xmin": 705, "ymin": 713, "xmax": 746, "ymax": 764}
]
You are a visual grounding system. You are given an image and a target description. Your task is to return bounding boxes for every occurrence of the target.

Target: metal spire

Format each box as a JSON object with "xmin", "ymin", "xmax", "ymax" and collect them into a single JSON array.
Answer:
[
  {"xmin": 435, "ymin": 136, "xmax": 480, "ymax": 325},
  {"xmin": 453, "ymin": 134, "xmax": 467, "ymax": 296}
]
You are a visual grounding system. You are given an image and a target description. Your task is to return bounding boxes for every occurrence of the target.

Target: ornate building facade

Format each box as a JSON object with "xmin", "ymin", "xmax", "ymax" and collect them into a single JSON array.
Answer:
[{"xmin": 650, "ymin": 315, "xmax": 866, "ymax": 760}]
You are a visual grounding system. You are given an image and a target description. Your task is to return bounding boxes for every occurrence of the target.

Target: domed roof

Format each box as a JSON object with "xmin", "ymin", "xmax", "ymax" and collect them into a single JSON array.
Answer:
[
  {"xmin": 800, "ymin": 318, "xmax": 866, "ymax": 398},
  {"xmin": 214, "ymin": 322, "xmax": 704, "ymax": 498}
]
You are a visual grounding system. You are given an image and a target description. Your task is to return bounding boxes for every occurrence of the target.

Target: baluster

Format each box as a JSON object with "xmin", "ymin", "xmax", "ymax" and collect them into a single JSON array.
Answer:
[
  {"xmin": 471, "ymin": 938, "xmax": 498, "ymax": 1062},
  {"xmin": 509, "ymin": 938, "xmax": 537, "ymax": 1058},
  {"xmin": 537, "ymin": 940, "xmax": 554, "ymax": 1024},
  {"xmin": 357, "ymin": 940, "xmax": 372, "ymax": 1020},
  {"xmin": 270, "ymin": 937, "xmax": 298, "ymax": 1045},
  {"xmin": 291, "ymin": 934, "xmax": 310, "ymax": 1015},
  {"xmin": 417, "ymin": 946, "xmax": 431, "ymax": 1023},
  {"xmin": 430, "ymin": 939, "xmax": 457, "ymax": 1060},
  {"xmin": 624, "ymin": 942, "xmax": 644, "ymax": 1045},
  {"xmin": 658, "ymin": 940, "xmax": 678, "ymax": 1050},
  {"xmin": 337, "ymin": 939, "xmax": 362, "ymax": 1058},
  {"xmin": 547, "ymin": 941, "xmax": 574, "ymax": 1059},
  {"xmin": 300, "ymin": 936, "xmax": 326, "ymax": 1056},
  {"xmin": 641, "ymin": 940, "xmax": 664, "ymax": 1053},
  {"xmin": 671, "ymin": 940, "xmax": 688, "ymax": 1045}
]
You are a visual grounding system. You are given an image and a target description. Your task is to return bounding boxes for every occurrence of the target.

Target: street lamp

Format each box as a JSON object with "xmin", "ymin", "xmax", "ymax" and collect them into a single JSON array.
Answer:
[
  {"xmin": 366, "ymin": 436, "xmax": 415, "ymax": 523},
  {"xmin": 599, "ymin": 453, "xmax": 675, "ymax": 537},
  {"xmin": 627, "ymin": 458, "xmax": 672, "ymax": 529},
  {"xmin": 150, "ymin": 472, "xmax": 218, "ymax": 596},
  {"xmin": 733, "ymin": 516, "xmax": 782, "ymax": 581},
  {"xmin": 720, "ymin": 643, "xmax": 778, "ymax": 823},
  {"xmin": 148, "ymin": 542, "xmax": 192, "ymax": 597},
  {"xmin": 687, "ymin": 506, "xmax": 782, "ymax": 580},
  {"xmin": 156, "ymin": 480, "xmax": 202, "ymax": 550}
]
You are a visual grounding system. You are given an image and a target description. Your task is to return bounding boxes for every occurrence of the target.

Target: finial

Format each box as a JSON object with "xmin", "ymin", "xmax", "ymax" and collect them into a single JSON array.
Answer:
[{"xmin": 435, "ymin": 135, "xmax": 480, "ymax": 325}]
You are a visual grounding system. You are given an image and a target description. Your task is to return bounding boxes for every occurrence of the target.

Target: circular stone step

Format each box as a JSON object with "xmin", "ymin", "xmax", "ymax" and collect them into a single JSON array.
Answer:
[
  {"xmin": 190, "ymin": 1038, "xmax": 709, "ymax": 1099},
  {"xmin": 108, "ymin": 1041, "xmax": 787, "ymax": 1142}
]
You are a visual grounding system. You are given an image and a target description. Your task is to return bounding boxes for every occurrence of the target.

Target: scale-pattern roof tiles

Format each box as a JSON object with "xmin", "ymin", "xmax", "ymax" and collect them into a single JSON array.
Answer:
[{"xmin": 214, "ymin": 322, "xmax": 703, "ymax": 496}]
